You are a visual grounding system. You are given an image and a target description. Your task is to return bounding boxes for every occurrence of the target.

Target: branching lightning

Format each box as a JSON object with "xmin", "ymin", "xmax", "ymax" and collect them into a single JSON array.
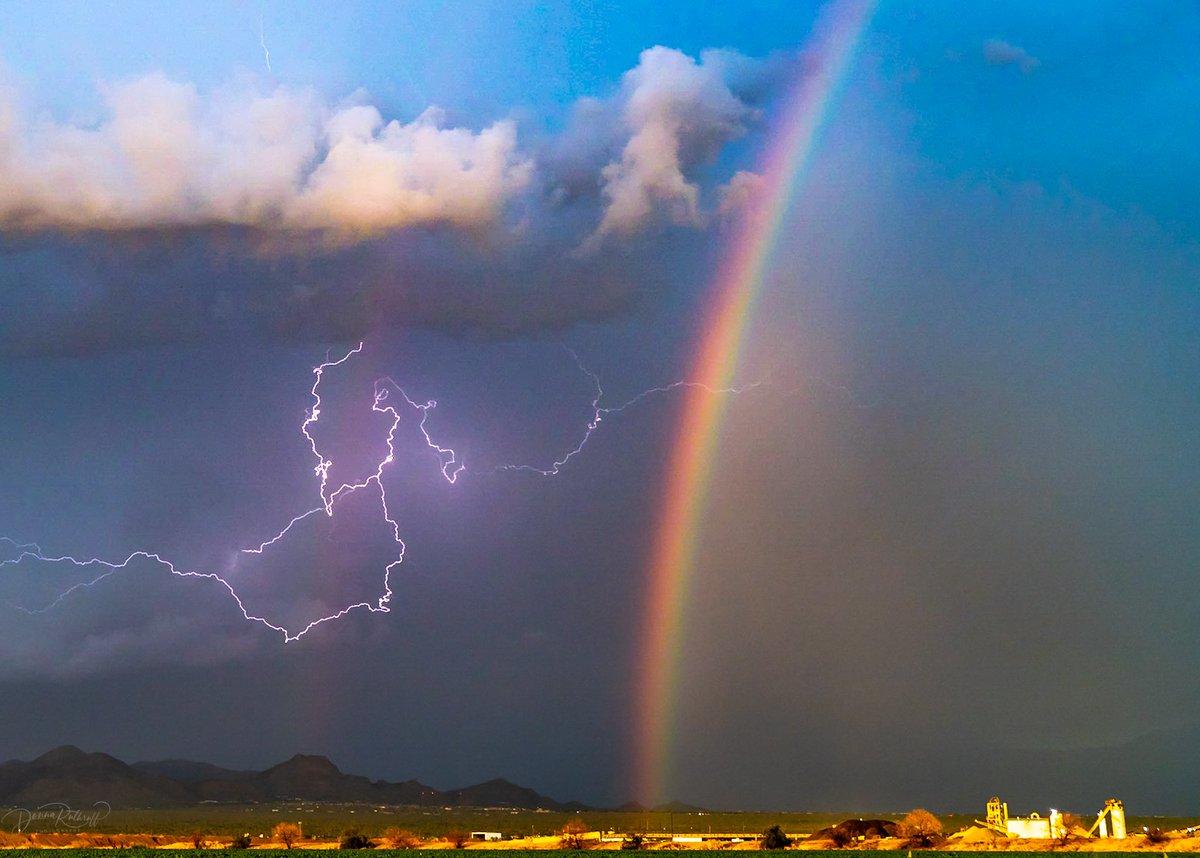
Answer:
[
  {"xmin": 0, "ymin": 343, "xmax": 760, "ymax": 642},
  {"xmin": 495, "ymin": 349, "xmax": 760, "ymax": 476}
]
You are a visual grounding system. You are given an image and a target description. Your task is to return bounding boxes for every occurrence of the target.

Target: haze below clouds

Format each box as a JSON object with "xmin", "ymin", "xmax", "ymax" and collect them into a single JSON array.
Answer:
[{"xmin": 2, "ymin": 0, "xmax": 1199, "ymax": 814}]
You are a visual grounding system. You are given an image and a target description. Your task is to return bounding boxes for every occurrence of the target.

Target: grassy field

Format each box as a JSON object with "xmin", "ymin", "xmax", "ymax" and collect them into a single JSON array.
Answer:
[{"xmin": 0, "ymin": 851, "xmax": 1191, "ymax": 858}]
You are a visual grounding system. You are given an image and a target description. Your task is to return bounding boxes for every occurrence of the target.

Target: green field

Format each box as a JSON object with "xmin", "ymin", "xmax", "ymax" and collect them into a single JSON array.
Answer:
[{"xmin": 0, "ymin": 851, "xmax": 1193, "ymax": 858}]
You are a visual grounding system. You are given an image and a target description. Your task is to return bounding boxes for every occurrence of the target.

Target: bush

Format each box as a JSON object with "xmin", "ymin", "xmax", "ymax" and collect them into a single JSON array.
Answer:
[
  {"xmin": 620, "ymin": 832, "xmax": 644, "ymax": 850},
  {"xmin": 228, "ymin": 834, "xmax": 252, "ymax": 850},
  {"xmin": 760, "ymin": 824, "xmax": 793, "ymax": 849},
  {"xmin": 899, "ymin": 810, "xmax": 943, "ymax": 848},
  {"xmin": 561, "ymin": 818, "xmax": 589, "ymax": 850},
  {"xmin": 446, "ymin": 830, "xmax": 470, "ymax": 849},
  {"xmin": 272, "ymin": 823, "xmax": 302, "ymax": 849},
  {"xmin": 339, "ymin": 829, "xmax": 374, "ymax": 850},
  {"xmin": 383, "ymin": 827, "xmax": 420, "ymax": 849},
  {"xmin": 190, "ymin": 831, "xmax": 206, "ymax": 850}
]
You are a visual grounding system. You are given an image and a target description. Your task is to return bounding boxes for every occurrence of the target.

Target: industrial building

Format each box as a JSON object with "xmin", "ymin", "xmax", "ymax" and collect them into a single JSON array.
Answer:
[{"xmin": 979, "ymin": 796, "xmax": 1126, "ymax": 840}]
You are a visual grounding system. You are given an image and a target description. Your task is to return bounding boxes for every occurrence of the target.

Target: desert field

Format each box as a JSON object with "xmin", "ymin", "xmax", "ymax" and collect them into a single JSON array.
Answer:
[
  {"xmin": 9, "ymin": 807, "xmax": 919, "ymax": 840},
  {"xmin": 4, "ymin": 806, "xmax": 1200, "ymax": 852}
]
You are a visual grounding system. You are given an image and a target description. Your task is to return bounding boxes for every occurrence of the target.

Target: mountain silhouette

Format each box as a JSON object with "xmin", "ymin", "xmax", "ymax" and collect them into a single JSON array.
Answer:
[
  {"xmin": 0, "ymin": 746, "xmax": 193, "ymax": 808},
  {"xmin": 0, "ymin": 746, "xmax": 580, "ymax": 811}
]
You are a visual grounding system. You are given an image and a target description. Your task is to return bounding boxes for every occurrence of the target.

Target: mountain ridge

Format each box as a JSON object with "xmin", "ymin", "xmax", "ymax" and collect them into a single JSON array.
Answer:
[{"xmin": 0, "ymin": 746, "xmax": 584, "ymax": 811}]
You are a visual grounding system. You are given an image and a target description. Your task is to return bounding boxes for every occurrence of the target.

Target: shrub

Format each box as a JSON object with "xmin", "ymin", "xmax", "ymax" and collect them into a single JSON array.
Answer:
[
  {"xmin": 339, "ymin": 829, "xmax": 374, "ymax": 850},
  {"xmin": 760, "ymin": 824, "xmax": 793, "ymax": 849},
  {"xmin": 383, "ymin": 827, "xmax": 420, "ymax": 849},
  {"xmin": 561, "ymin": 817, "xmax": 589, "ymax": 850},
  {"xmin": 191, "ymin": 831, "xmax": 206, "ymax": 850},
  {"xmin": 446, "ymin": 830, "xmax": 470, "ymax": 849},
  {"xmin": 899, "ymin": 810, "xmax": 943, "ymax": 848},
  {"xmin": 273, "ymin": 823, "xmax": 302, "ymax": 849},
  {"xmin": 228, "ymin": 833, "xmax": 252, "ymax": 850},
  {"xmin": 620, "ymin": 832, "xmax": 644, "ymax": 850},
  {"xmin": 340, "ymin": 830, "xmax": 372, "ymax": 849}
]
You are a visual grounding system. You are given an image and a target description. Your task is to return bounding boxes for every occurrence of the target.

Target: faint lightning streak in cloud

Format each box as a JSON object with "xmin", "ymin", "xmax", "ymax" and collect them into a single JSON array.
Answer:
[
  {"xmin": 495, "ymin": 348, "xmax": 761, "ymax": 476},
  {"xmin": 0, "ymin": 539, "xmax": 122, "ymax": 615},
  {"xmin": 259, "ymin": 15, "xmax": 272, "ymax": 73},
  {"xmin": 784, "ymin": 376, "xmax": 880, "ymax": 410}
]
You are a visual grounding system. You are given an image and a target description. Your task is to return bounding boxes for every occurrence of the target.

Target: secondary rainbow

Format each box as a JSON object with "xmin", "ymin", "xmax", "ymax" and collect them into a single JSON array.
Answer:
[{"xmin": 633, "ymin": 0, "xmax": 877, "ymax": 805}]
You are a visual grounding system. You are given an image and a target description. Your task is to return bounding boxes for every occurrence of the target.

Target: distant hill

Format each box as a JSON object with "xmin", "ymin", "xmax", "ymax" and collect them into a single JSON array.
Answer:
[
  {"xmin": 195, "ymin": 753, "xmax": 382, "ymax": 804},
  {"xmin": 0, "ymin": 746, "xmax": 583, "ymax": 811},
  {"xmin": 442, "ymin": 777, "xmax": 587, "ymax": 812},
  {"xmin": 653, "ymin": 800, "xmax": 708, "ymax": 813},
  {"xmin": 0, "ymin": 746, "xmax": 194, "ymax": 809}
]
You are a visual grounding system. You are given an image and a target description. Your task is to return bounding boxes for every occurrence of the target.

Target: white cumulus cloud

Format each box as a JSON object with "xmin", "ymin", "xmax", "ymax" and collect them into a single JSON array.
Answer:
[
  {"xmin": 0, "ymin": 75, "xmax": 531, "ymax": 237},
  {"xmin": 580, "ymin": 47, "xmax": 760, "ymax": 253}
]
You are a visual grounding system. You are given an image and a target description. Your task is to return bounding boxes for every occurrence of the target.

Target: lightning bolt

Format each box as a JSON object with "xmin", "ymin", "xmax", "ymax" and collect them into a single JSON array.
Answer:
[
  {"xmin": 259, "ymin": 15, "xmax": 272, "ymax": 73},
  {"xmin": 494, "ymin": 348, "xmax": 760, "ymax": 476},
  {"xmin": 0, "ymin": 342, "xmax": 774, "ymax": 642},
  {"xmin": 0, "ymin": 344, "xmax": 450, "ymax": 641}
]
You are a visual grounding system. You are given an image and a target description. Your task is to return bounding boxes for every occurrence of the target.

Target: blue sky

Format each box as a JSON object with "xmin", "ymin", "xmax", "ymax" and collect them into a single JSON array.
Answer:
[
  {"xmin": 1, "ymin": 0, "xmax": 1198, "ymax": 813},
  {"xmin": 0, "ymin": 2, "xmax": 813, "ymax": 118}
]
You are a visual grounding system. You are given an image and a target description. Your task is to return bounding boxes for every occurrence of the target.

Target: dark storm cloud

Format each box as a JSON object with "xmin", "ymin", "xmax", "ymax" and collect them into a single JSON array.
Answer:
[
  {"xmin": 0, "ymin": 551, "xmax": 271, "ymax": 682},
  {"xmin": 0, "ymin": 228, "xmax": 678, "ymax": 356},
  {"xmin": 0, "ymin": 48, "xmax": 790, "ymax": 357}
]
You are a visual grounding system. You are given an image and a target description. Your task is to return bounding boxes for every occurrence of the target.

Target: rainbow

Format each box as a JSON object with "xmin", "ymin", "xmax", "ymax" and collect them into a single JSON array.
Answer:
[{"xmin": 633, "ymin": 0, "xmax": 876, "ymax": 804}]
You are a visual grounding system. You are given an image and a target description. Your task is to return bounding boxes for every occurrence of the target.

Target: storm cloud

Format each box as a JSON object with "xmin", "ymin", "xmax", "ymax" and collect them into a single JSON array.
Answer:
[{"xmin": 0, "ymin": 47, "xmax": 786, "ymax": 356}]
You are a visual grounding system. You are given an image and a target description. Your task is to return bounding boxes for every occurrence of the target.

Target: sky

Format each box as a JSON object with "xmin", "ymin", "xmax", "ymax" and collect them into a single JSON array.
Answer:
[{"xmin": 1, "ymin": 0, "xmax": 1199, "ymax": 815}]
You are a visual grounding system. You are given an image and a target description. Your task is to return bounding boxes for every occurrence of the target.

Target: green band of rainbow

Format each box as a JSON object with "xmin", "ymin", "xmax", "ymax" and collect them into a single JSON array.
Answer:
[{"xmin": 634, "ymin": 0, "xmax": 876, "ymax": 804}]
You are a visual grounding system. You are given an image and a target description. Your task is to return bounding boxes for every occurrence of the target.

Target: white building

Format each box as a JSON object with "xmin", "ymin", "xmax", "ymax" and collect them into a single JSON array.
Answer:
[
  {"xmin": 983, "ymin": 797, "xmax": 1066, "ymax": 839},
  {"xmin": 1005, "ymin": 810, "xmax": 1065, "ymax": 839}
]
